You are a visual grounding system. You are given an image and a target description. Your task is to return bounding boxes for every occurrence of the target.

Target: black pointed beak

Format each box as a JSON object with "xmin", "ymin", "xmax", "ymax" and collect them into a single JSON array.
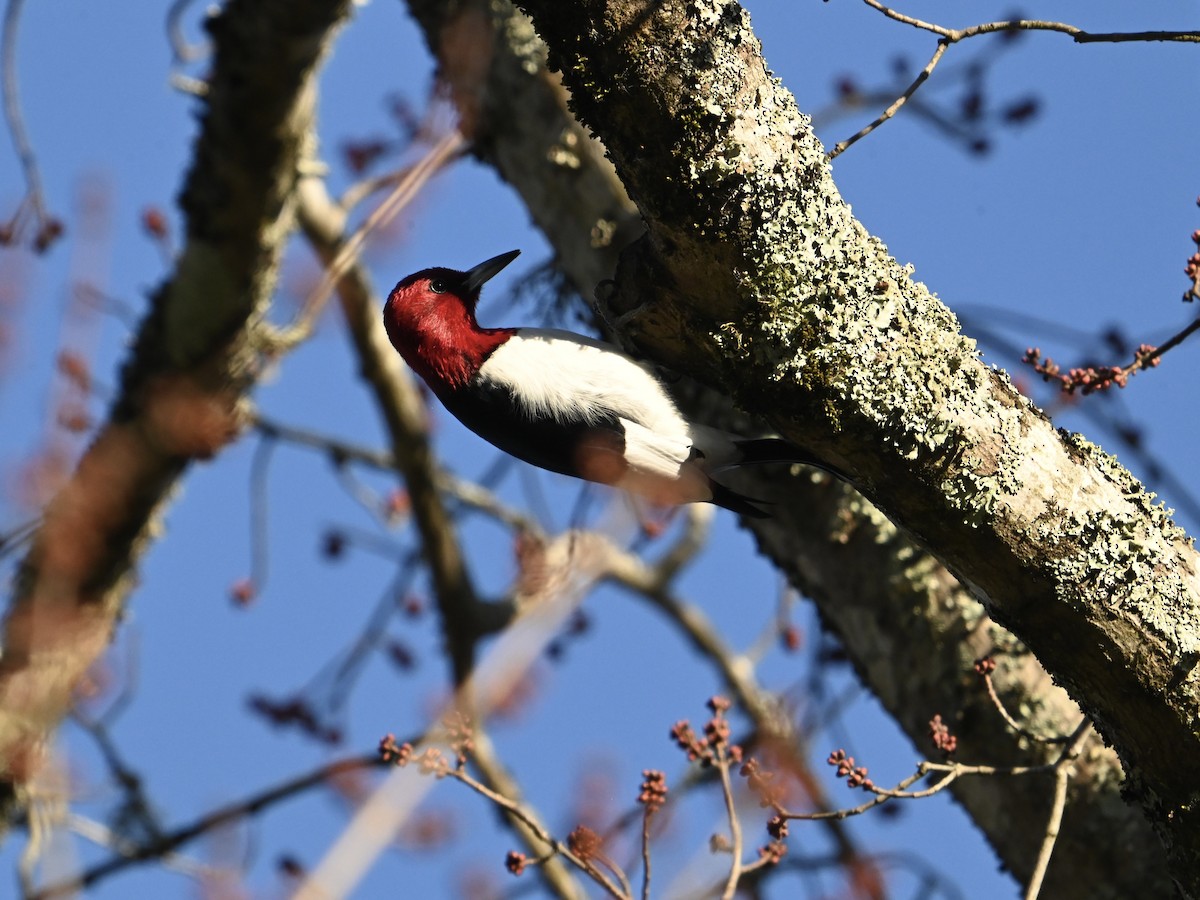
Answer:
[{"xmin": 462, "ymin": 249, "xmax": 520, "ymax": 294}]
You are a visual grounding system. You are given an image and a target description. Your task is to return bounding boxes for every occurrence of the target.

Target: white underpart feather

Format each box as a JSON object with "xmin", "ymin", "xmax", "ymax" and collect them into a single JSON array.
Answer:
[
  {"xmin": 481, "ymin": 329, "xmax": 689, "ymax": 434},
  {"xmin": 479, "ymin": 329, "xmax": 743, "ymax": 500}
]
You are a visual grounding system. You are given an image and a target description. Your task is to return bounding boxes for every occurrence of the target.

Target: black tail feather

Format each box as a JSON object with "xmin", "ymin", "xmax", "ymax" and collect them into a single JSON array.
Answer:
[
  {"xmin": 708, "ymin": 480, "xmax": 773, "ymax": 518},
  {"xmin": 733, "ymin": 438, "xmax": 847, "ymax": 482}
]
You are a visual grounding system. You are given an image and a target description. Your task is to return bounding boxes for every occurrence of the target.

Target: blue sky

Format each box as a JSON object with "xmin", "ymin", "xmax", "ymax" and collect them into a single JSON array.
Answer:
[{"xmin": 0, "ymin": 1, "xmax": 1196, "ymax": 897}]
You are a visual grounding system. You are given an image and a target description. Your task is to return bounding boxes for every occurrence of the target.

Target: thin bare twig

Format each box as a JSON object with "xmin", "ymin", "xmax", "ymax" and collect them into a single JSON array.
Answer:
[
  {"xmin": 981, "ymin": 670, "xmax": 1071, "ymax": 745},
  {"xmin": 640, "ymin": 810, "xmax": 653, "ymax": 900},
  {"xmin": 0, "ymin": 517, "xmax": 38, "ymax": 559},
  {"xmin": 834, "ymin": 1, "xmax": 1200, "ymax": 155},
  {"xmin": 859, "ymin": 0, "xmax": 1200, "ymax": 44},
  {"xmin": 296, "ymin": 532, "xmax": 613, "ymax": 899},
  {"xmin": 828, "ymin": 40, "xmax": 947, "ymax": 160},
  {"xmin": 468, "ymin": 728, "xmax": 585, "ymax": 900},
  {"xmin": 1024, "ymin": 721, "xmax": 1093, "ymax": 900},
  {"xmin": 448, "ymin": 761, "xmax": 628, "ymax": 897},
  {"xmin": 715, "ymin": 743, "xmax": 743, "ymax": 900}
]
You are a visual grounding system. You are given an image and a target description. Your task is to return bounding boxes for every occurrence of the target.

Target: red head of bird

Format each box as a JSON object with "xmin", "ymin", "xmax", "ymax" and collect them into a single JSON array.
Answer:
[{"xmin": 382, "ymin": 249, "xmax": 520, "ymax": 391}]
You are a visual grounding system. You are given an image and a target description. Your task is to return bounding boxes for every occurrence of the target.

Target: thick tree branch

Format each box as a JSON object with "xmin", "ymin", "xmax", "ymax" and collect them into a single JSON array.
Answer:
[
  {"xmin": 0, "ymin": 0, "xmax": 352, "ymax": 805},
  {"xmin": 399, "ymin": 1, "xmax": 1171, "ymax": 895},
  {"xmin": 508, "ymin": 0, "xmax": 1200, "ymax": 891}
]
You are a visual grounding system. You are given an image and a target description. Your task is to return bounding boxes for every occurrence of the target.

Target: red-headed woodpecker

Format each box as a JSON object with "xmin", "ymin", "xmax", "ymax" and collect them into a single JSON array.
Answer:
[{"xmin": 383, "ymin": 249, "xmax": 824, "ymax": 517}]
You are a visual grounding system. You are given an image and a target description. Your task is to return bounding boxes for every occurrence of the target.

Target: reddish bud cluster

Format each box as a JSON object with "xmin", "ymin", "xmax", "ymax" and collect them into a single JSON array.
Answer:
[
  {"xmin": 417, "ymin": 747, "xmax": 450, "ymax": 777},
  {"xmin": 379, "ymin": 733, "xmax": 414, "ymax": 766},
  {"xmin": 757, "ymin": 840, "xmax": 788, "ymax": 865},
  {"xmin": 229, "ymin": 578, "xmax": 257, "ymax": 607},
  {"xmin": 384, "ymin": 489, "xmax": 411, "ymax": 522},
  {"xmin": 1023, "ymin": 346, "xmax": 1159, "ymax": 395},
  {"xmin": 827, "ymin": 749, "xmax": 873, "ymax": 791},
  {"xmin": 33, "ymin": 217, "xmax": 64, "ymax": 254},
  {"xmin": 671, "ymin": 697, "xmax": 741, "ymax": 767},
  {"xmin": 670, "ymin": 720, "xmax": 707, "ymax": 763},
  {"xmin": 1187, "ymin": 222, "xmax": 1200, "ymax": 302},
  {"xmin": 974, "ymin": 655, "xmax": 997, "ymax": 676},
  {"xmin": 567, "ymin": 825, "xmax": 603, "ymax": 861},
  {"xmin": 780, "ymin": 624, "xmax": 802, "ymax": 653},
  {"xmin": 0, "ymin": 199, "xmax": 64, "ymax": 253},
  {"xmin": 342, "ymin": 138, "xmax": 390, "ymax": 174},
  {"xmin": 504, "ymin": 850, "xmax": 527, "ymax": 876},
  {"xmin": 141, "ymin": 206, "xmax": 169, "ymax": 241},
  {"xmin": 57, "ymin": 351, "xmax": 92, "ymax": 393},
  {"xmin": 767, "ymin": 815, "xmax": 788, "ymax": 840},
  {"xmin": 704, "ymin": 713, "xmax": 732, "ymax": 748},
  {"xmin": 929, "ymin": 714, "xmax": 958, "ymax": 756},
  {"xmin": 638, "ymin": 769, "xmax": 668, "ymax": 812}
]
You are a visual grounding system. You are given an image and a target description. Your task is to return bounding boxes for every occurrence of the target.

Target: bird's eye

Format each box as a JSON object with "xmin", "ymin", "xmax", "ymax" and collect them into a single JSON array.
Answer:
[{"xmin": 429, "ymin": 279, "xmax": 448, "ymax": 294}]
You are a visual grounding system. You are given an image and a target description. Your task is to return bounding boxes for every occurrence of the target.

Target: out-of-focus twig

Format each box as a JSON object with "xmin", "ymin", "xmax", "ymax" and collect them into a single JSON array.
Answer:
[
  {"xmin": 250, "ymin": 412, "xmax": 541, "ymax": 535},
  {"xmin": 296, "ymin": 168, "xmax": 498, "ymax": 681},
  {"xmin": 296, "ymin": 529, "xmax": 617, "ymax": 900},
  {"xmin": 282, "ymin": 129, "xmax": 464, "ymax": 348},
  {"xmin": 1, "ymin": 0, "xmax": 61, "ymax": 250},
  {"xmin": 28, "ymin": 754, "xmax": 385, "ymax": 899},
  {"xmin": 0, "ymin": 0, "xmax": 353, "ymax": 825},
  {"xmin": 165, "ymin": 0, "xmax": 210, "ymax": 64}
]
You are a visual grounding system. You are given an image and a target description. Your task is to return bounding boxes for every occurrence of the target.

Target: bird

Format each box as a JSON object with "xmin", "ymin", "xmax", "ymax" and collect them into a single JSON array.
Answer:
[{"xmin": 382, "ymin": 249, "xmax": 830, "ymax": 517}]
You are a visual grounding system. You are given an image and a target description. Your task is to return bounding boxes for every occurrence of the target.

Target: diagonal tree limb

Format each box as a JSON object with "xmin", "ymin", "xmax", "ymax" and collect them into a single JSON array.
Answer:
[
  {"xmin": 500, "ymin": 1, "xmax": 1200, "ymax": 891},
  {"xmin": 0, "ymin": 0, "xmax": 353, "ymax": 810},
  {"xmin": 400, "ymin": 0, "xmax": 1176, "ymax": 895}
]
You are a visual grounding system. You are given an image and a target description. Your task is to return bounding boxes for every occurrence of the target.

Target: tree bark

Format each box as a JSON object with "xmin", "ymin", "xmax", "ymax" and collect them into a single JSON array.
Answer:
[{"xmin": 406, "ymin": 0, "xmax": 1196, "ymax": 894}]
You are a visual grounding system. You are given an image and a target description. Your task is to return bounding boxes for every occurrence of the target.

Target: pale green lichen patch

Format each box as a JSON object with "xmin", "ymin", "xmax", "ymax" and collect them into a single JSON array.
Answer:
[{"xmin": 561, "ymin": 0, "xmax": 1200, "ymax": 653}]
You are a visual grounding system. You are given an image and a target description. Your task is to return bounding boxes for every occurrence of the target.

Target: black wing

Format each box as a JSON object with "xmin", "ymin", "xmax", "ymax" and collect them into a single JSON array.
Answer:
[{"xmin": 436, "ymin": 379, "xmax": 629, "ymax": 484}]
